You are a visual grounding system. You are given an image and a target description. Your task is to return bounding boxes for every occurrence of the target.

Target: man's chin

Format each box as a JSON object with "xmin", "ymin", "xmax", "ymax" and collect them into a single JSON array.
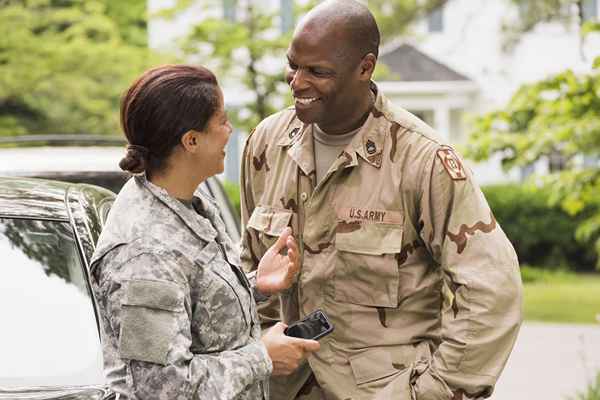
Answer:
[{"xmin": 294, "ymin": 108, "xmax": 320, "ymax": 125}]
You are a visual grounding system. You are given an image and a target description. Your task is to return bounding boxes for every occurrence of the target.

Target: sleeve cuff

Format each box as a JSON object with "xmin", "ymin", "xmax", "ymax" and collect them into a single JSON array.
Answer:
[{"xmin": 251, "ymin": 340, "xmax": 273, "ymax": 380}]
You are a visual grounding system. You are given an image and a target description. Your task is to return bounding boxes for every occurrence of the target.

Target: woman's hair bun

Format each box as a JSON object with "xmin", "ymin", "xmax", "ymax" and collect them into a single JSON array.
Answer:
[{"xmin": 119, "ymin": 145, "xmax": 149, "ymax": 174}]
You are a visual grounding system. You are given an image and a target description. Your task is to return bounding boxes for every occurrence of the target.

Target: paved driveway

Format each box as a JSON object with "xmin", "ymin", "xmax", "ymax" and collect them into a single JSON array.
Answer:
[{"xmin": 490, "ymin": 322, "xmax": 600, "ymax": 400}]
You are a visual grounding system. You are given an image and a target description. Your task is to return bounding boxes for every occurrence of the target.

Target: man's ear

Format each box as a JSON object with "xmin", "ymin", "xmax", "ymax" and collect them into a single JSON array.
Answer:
[
  {"xmin": 359, "ymin": 53, "xmax": 377, "ymax": 81},
  {"xmin": 181, "ymin": 130, "xmax": 200, "ymax": 153}
]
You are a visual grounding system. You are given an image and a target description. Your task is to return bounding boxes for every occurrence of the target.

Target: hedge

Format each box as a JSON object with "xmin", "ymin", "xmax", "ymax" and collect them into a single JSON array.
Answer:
[{"xmin": 482, "ymin": 183, "xmax": 597, "ymax": 272}]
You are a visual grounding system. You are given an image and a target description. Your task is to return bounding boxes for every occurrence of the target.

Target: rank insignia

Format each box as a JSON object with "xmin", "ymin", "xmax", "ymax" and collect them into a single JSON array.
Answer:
[
  {"xmin": 366, "ymin": 139, "xmax": 377, "ymax": 154},
  {"xmin": 437, "ymin": 146, "xmax": 467, "ymax": 181},
  {"xmin": 289, "ymin": 127, "xmax": 299, "ymax": 139}
]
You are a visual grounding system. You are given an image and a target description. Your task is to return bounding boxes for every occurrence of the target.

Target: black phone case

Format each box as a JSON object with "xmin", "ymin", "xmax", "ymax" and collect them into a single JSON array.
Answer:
[{"xmin": 284, "ymin": 309, "xmax": 334, "ymax": 340}]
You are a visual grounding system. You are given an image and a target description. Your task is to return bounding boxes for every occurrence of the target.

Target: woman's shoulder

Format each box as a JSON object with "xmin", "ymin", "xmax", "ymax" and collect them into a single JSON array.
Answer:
[{"xmin": 92, "ymin": 239, "xmax": 194, "ymax": 288}]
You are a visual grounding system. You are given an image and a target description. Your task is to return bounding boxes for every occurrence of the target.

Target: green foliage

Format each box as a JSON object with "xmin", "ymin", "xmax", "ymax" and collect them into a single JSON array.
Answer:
[
  {"xmin": 569, "ymin": 372, "xmax": 600, "ymax": 400},
  {"xmin": 222, "ymin": 180, "xmax": 241, "ymax": 218},
  {"xmin": 502, "ymin": 0, "xmax": 597, "ymax": 51},
  {"xmin": 168, "ymin": 0, "xmax": 293, "ymax": 132},
  {"xmin": 0, "ymin": 0, "xmax": 163, "ymax": 136},
  {"xmin": 482, "ymin": 183, "xmax": 597, "ymax": 271},
  {"xmin": 467, "ymin": 28, "xmax": 600, "ymax": 266}
]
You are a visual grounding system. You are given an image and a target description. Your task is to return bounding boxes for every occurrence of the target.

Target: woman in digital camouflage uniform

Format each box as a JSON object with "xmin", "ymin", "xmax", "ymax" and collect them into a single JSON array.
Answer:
[{"xmin": 90, "ymin": 64, "xmax": 319, "ymax": 400}]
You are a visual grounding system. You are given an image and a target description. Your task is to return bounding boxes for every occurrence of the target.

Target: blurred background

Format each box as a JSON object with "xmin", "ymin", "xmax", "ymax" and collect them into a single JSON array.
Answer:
[{"xmin": 1, "ymin": 0, "xmax": 600, "ymax": 399}]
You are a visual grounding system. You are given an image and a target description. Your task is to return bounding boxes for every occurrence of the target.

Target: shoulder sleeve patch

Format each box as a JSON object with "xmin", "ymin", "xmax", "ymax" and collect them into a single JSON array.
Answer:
[{"xmin": 436, "ymin": 146, "xmax": 467, "ymax": 181}]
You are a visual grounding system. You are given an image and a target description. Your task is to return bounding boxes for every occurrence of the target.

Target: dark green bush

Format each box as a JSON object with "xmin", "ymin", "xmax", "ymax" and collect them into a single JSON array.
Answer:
[{"xmin": 482, "ymin": 183, "xmax": 597, "ymax": 271}]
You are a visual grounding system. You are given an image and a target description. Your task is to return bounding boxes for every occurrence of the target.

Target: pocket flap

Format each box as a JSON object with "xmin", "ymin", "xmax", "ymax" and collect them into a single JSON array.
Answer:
[
  {"xmin": 336, "ymin": 223, "xmax": 403, "ymax": 255},
  {"xmin": 248, "ymin": 206, "xmax": 293, "ymax": 236},
  {"xmin": 124, "ymin": 280, "xmax": 184, "ymax": 312},
  {"xmin": 349, "ymin": 348, "xmax": 398, "ymax": 385}
]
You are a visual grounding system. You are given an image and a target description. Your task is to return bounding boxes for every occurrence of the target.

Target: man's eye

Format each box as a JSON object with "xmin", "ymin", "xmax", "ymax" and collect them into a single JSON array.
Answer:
[
  {"xmin": 288, "ymin": 61, "xmax": 298, "ymax": 70},
  {"xmin": 310, "ymin": 68, "xmax": 329, "ymax": 76}
]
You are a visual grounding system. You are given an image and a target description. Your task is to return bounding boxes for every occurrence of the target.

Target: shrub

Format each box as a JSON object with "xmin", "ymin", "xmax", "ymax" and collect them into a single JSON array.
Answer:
[{"xmin": 482, "ymin": 183, "xmax": 597, "ymax": 271}]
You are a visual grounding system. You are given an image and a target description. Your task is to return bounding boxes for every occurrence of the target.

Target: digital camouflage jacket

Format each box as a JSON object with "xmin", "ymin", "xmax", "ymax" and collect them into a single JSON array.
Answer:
[
  {"xmin": 240, "ymin": 85, "xmax": 522, "ymax": 400},
  {"xmin": 91, "ymin": 175, "xmax": 271, "ymax": 400}
]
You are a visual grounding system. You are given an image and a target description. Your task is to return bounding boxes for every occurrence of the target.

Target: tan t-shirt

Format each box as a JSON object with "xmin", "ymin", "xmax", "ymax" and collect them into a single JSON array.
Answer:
[{"xmin": 313, "ymin": 124, "xmax": 360, "ymax": 184}]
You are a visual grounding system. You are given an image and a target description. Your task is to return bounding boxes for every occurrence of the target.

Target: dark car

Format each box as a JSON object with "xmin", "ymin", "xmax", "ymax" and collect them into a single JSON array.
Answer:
[{"xmin": 0, "ymin": 177, "xmax": 115, "ymax": 399}]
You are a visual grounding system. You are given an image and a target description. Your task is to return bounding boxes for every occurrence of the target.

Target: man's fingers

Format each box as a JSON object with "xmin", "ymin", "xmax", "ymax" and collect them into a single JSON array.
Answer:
[{"xmin": 270, "ymin": 227, "xmax": 292, "ymax": 253}]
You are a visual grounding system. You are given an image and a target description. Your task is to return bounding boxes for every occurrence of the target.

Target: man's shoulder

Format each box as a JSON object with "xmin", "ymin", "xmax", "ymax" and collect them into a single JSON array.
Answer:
[
  {"xmin": 382, "ymin": 99, "xmax": 445, "ymax": 149},
  {"xmin": 249, "ymin": 107, "xmax": 299, "ymax": 145}
]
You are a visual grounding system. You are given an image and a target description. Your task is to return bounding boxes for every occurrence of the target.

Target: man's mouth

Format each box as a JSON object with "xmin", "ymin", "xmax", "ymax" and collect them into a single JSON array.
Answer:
[{"xmin": 295, "ymin": 97, "xmax": 320, "ymax": 105}]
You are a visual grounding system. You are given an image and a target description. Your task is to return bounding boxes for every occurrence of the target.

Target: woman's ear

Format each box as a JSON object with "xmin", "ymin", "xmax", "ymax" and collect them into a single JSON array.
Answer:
[{"xmin": 181, "ymin": 130, "xmax": 201, "ymax": 153}]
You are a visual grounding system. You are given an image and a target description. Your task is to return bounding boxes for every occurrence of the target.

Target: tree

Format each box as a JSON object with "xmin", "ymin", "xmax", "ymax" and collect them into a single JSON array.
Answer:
[
  {"xmin": 501, "ymin": 0, "xmax": 600, "ymax": 50},
  {"xmin": 465, "ymin": 12, "xmax": 600, "ymax": 267},
  {"xmin": 0, "ymin": 0, "xmax": 161, "ymax": 137},
  {"xmin": 163, "ymin": 0, "xmax": 449, "ymax": 132}
]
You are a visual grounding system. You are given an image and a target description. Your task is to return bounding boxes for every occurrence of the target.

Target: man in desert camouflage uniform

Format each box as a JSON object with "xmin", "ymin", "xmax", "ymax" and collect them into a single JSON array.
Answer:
[{"xmin": 240, "ymin": 1, "xmax": 523, "ymax": 399}]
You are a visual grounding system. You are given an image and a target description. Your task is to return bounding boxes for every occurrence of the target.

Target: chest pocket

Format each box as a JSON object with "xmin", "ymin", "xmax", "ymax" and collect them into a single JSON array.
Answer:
[
  {"xmin": 247, "ymin": 206, "xmax": 293, "ymax": 250},
  {"xmin": 334, "ymin": 223, "xmax": 403, "ymax": 308}
]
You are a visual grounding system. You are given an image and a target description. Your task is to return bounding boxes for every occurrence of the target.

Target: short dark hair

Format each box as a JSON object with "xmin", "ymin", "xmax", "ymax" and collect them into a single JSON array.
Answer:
[{"xmin": 119, "ymin": 64, "xmax": 219, "ymax": 175}]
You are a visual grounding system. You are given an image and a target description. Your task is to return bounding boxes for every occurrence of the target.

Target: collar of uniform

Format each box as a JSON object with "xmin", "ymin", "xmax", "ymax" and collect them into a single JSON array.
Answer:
[
  {"xmin": 348, "ymin": 114, "xmax": 385, "ymax": 169},
  {"xmin": 285, "ymin": 122, "xmax": 315, "ymax": 177},
  {"xmin": 137, "ymin": 174, "xmax": 218, "ymax": 243},
  {"xmin": 276, "ymin": 117, "xmax": 305, "ymax": 147}
]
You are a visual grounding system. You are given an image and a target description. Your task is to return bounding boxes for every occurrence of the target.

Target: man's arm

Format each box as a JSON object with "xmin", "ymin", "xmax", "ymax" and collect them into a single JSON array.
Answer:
[{"xmin": 415, "ymin": 147, "xmax": 523, "ymax": 398}]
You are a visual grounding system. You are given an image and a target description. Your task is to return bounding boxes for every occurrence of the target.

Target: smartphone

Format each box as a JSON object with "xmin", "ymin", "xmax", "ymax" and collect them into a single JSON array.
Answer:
[{"xmin": 284, "ymin": 309, "xmax": 334, "ymax": 341}]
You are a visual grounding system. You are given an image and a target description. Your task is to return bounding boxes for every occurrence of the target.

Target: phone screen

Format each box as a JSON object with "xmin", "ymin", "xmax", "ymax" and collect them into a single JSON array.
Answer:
[{"xmin": 285, "ymin": 310, "xmax": 332, "ymax": 340}]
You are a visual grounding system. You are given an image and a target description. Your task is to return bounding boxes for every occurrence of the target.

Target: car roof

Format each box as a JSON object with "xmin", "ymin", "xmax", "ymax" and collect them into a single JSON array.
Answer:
[
  {"xmin": 0, "ymin": 176, "xmax": 113, "ymax": 221},
  {"xmin": 0, "ymin": 146, "xmax": 124, "ymax": 174}
]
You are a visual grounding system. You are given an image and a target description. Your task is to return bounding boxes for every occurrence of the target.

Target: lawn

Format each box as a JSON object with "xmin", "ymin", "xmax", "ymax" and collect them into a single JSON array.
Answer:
[{"xmin": 523, "ymin": 268, "xmax": 600, "ymax": 324}]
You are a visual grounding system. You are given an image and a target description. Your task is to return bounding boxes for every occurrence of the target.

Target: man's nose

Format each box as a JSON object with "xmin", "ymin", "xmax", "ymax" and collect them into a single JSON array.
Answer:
[{"xmin": 288, "ymin": 68, "xmax": 309, "ymax": 92}]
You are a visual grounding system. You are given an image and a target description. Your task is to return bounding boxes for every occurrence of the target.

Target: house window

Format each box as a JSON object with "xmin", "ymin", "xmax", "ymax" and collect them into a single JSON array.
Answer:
[
  {"xmin": 223, "ymin": 0, "xmax": 236, "ymax": 21},
  {"xmin": 427, "ymin": 6, "xmax": 444, "ymax": 33},
  {"xmin": 582, "ymin": 0, "xmax": 598, "ymax": 21}
]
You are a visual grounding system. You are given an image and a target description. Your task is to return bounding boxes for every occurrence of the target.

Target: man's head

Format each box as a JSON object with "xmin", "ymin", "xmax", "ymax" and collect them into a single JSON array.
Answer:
[{"xmin": 285, "ymin": 0, "xmax": 380, "ymax": 134}]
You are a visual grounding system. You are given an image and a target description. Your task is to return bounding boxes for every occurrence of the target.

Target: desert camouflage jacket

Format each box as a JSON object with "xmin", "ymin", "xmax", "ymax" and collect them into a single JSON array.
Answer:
[
  {"xmin": 240, "ymin": 84, "xmax": 522, "ymax": 400},
  {"xmin": 90, "ymin": 175, "xmax": 271, "ymax": 400}
]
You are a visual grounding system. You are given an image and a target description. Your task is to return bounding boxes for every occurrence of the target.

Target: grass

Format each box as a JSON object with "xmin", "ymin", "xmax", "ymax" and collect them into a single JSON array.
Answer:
[{"xmin": 522, "ymin": 266, "xmax": 600, "ymax": 324}]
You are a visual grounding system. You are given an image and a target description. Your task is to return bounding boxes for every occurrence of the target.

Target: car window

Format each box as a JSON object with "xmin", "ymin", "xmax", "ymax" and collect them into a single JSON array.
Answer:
[{"xmin": 0, "ymin": 218, "xmax": 103, "ymax": 388}]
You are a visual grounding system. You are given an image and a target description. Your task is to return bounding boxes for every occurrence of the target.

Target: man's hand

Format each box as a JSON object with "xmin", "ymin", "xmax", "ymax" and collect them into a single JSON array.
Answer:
[
  {"xmin": 256, "ymin": 227, "xmax": 299, "ymax": 295},
  {"xmin": 261, "ymin": 322, "xmax": 320, "ymax": 376}
]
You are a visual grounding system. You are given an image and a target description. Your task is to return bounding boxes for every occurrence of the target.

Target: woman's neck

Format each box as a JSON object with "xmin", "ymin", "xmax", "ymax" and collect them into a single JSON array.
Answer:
[{"xmin": 149, "ymin": 164, "xmax": 205, "ymax": 201}]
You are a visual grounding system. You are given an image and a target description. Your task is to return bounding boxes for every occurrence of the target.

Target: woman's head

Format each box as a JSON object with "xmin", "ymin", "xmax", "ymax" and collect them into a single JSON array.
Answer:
[{"xmin": 119, "ymin": 64, "xmax": 221, "ymax": 176}]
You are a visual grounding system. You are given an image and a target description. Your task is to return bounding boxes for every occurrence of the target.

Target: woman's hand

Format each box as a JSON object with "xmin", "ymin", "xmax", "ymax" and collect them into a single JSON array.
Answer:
[
  {"xmin": 261, "ymin": 322, "xmax": 320, "ymax": 376},
  {"xmin": 256, "ymin": 227, "xmax": 299, "ymax": 296}
]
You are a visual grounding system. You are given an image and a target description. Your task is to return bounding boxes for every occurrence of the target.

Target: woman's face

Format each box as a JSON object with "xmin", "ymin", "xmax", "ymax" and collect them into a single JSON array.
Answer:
[{"xmin": 197, "ymin": 89, "xmax": 232, "ymax": 177}]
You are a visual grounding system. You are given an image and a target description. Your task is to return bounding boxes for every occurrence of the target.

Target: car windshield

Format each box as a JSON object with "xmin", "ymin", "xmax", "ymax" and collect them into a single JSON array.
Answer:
[{"xmin": 0, "ymin": 217, "xmax": 104, "ymax": 388}]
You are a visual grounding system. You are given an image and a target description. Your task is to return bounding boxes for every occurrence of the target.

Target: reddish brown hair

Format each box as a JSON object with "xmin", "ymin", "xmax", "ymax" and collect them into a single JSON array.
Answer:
[{"xmin": 119, "ymin": 64, "xmax": 219, "ymax": 175}]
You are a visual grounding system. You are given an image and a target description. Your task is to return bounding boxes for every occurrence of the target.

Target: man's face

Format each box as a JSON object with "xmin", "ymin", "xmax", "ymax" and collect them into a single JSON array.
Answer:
[{"xmin": 285, "ymin": 26, "xmax": 363, "ymax": 133}]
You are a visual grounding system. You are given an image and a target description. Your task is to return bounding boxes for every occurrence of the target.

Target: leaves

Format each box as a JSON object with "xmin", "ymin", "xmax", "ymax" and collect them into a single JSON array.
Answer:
[
  {"xmin": 466, "ymin": 20, "xmax": 600, "ymax": 268},
  {"xmin": 0, "ymin": 0, "xmax": 162, "ymax": 136}
]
